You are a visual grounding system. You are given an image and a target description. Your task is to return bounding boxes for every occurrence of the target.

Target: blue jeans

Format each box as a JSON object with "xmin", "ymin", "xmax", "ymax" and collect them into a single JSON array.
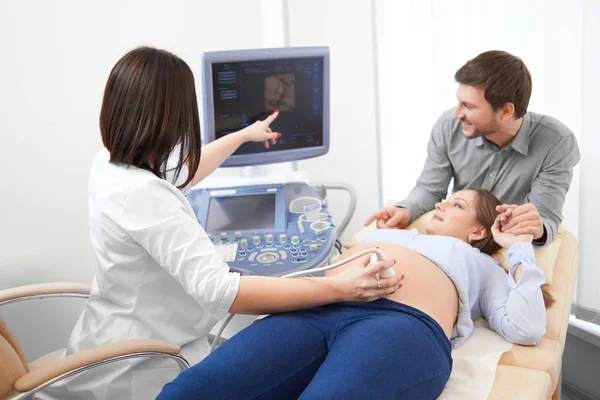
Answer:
[{"xmin": 157, "ymin": 299, "xmax": 452, "ymax": 399}]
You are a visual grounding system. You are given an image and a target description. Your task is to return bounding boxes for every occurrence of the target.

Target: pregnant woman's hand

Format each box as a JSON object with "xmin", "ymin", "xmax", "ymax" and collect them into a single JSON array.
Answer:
[{"xmin": 491, "ymin": 215, "xmax": 533, "ymax": 249}]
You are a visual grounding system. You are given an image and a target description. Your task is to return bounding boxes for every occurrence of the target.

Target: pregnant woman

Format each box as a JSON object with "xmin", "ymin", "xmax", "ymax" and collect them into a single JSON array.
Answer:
[{"xmin": 157, "ymin": 189, "xmax": 549, "ymax": 400}]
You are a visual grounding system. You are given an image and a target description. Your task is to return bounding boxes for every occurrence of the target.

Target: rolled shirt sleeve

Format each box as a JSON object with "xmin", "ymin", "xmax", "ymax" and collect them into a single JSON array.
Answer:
[
  {"xmin": 527, "ymin": 134, "xmax": 580, "ymax": 244},
  {"xmin": 480, "ymin": 242, "xmax": 547, "ymax": 345}
]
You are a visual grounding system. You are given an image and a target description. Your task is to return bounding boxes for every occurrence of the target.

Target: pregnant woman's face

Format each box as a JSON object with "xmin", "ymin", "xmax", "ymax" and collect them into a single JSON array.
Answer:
[{"xmin": 425, "ymin": 190, "xmax": 487, "ymax": 244}]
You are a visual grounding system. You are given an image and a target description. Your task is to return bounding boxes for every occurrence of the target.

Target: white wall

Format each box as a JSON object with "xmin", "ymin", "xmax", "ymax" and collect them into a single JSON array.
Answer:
[
  {"xmin": 0, "ymin": 0, "xmax": 265, "ymax": 361},
  {"xmin": 287, "ymin": 0, "xmax": 380, "ymax": 243},
  {"xmin": 579, "ymin": 0, "xmax": 600, "ymax": 311}
]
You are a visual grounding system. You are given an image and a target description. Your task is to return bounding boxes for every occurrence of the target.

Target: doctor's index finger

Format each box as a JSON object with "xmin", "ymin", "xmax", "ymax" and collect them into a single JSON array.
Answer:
[
  {"xmin": 354, "ymin": 254, "xmax": 372, "ymax": 267},
  {"xmin": 367, "ymin": 258, "xmax": 396, "ymax": 273},
  {"xmin": 264, "ymin": 110, "xmax": 279, "ymax": 126}
]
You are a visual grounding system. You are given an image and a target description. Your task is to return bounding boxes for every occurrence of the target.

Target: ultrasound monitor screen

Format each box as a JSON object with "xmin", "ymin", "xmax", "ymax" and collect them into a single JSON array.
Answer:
[
  {"xmin": 211, "ymin": 57, "xmax": 324, "ymax": 156},
  {"xmin": 205, "ymin": 194, "xmax": 276, "ymax": 232}
]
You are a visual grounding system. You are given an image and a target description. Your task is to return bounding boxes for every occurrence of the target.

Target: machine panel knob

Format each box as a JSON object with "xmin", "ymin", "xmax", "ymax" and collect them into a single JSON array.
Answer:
[
  {"xmin": 234, "ymin": 231, "xmax": 242, "ymax": 239},
  {"xmin": 220, "ymin": 232, "xmax": 227, "ymax": 240},
  {"xmin": 240, "ymin": 238, "xmax": 248, "ymax": 248},
  {"xmin": 253, "ymin": 236, "xmax": 261, "ymax": 245},
  {"xmin": 291, "ymin": 235, "xmax": 300, "ymax": 245},
  {"xmin": 279, "ymin": 234, "xmax": 287, "ymax": 243},
  {"xmin": 266, "ymin": 234, "xmax": 274, "ymax": 244}
]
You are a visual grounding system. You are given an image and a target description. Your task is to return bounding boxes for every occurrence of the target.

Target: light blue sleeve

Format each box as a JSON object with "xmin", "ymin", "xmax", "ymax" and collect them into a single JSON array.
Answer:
[
  {"xmin": 361, "ymin": 229, "xmax": 419, "ymax": 245},
  {"xmin": 479, "ymin": 242, "xmax": 547, "ymax": 345}
]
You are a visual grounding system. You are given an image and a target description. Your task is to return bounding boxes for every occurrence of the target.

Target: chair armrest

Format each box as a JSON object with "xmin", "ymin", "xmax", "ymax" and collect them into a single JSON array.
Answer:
[
  {"xmin": 0, "ymin": 283, "xmax": 91, "ymax": 306},
  {"xmin": 14, "ymin": 339, "xmax": 187, "ymax": 392}
]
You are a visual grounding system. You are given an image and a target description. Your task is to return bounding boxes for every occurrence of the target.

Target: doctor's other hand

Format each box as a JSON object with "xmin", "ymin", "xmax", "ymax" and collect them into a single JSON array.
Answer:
[
  {"xmin": 330, "ymin": 255, "xmax": 400, "ymax": 302},
  {"xmin": 364, "ymin": 207, "xmax": 411, "ymax": 229},
  {"xmin": 240, "ymin": 110, "xmax": 282, "ymax": 149}
]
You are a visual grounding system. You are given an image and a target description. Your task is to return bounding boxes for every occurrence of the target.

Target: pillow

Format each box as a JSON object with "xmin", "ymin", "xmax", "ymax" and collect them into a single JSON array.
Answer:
[
  {"xmin": 343, "ymin": 200, "xmax": 401, "ymax": 249},
  {"xmin": 345, "ymin": 201, "xmax": 560, "ymax": 284}
]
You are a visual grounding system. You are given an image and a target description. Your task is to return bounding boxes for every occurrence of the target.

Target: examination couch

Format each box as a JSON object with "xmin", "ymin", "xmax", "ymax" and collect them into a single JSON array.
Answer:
[{"xmin": 346, "ymin": 206, "xmax": 578, "ymax": 400}]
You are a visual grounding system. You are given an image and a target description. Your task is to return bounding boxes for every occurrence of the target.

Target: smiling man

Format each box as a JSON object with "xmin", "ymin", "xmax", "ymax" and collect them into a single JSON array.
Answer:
[{"xmin": 365, "ymin": 50, "xmax": 580, "ymax": 245}]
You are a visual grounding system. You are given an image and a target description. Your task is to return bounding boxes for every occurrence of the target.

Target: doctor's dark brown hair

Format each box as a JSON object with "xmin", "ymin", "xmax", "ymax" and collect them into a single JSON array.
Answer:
[
  {"xmin": 99, "ymin": 47, "xmax": 201, "ymax": 189},
  {"xmin": 455, "ymin": 50, "xmax": 532, "ymax": 119},
  {"xmin": 472, "ymin": 189, "xmax": 554, "ymax": 308}
]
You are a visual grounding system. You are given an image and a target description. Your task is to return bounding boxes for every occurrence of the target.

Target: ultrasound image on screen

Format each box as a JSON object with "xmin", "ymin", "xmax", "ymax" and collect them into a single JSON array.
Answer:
[
  {"xmin": 211, "ymin": 57, "xmax": 324, "ymax": 156},
  {"xmin": 206, "ymin": 194, "xmax": 276, "ymax": 232},
  {"xmin": 264, "ymin": 73, "xmax": 295, "ymax": 113}
]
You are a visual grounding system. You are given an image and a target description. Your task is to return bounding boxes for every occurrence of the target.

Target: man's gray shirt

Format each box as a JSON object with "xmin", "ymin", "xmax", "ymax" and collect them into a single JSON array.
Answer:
[{"xmin": 396, "ymin": 108, "xmax": 580, "ymax": 244}]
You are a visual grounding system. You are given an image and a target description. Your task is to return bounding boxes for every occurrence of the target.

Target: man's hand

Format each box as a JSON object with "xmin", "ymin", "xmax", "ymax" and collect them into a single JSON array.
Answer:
[
  {"xmin": 496, "ymin": 203, "xmax": 544, "ymax": 240},
  {"xmin": 364, "ymin": 207, "xmax": 411, "ymax": 229},
  {"xmin": 491, "ymin": 215, "xmax": 534, "ymax": 249}
]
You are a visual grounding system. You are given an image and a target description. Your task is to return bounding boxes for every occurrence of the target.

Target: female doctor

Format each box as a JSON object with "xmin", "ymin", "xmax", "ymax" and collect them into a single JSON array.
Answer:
[{"xmin": 35, "ymin": 47, "xmax": 399, "ymax": 400}]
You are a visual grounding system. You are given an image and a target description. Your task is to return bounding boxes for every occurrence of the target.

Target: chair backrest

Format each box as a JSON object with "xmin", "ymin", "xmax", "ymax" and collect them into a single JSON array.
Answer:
[{"xmin": 0, "ymin": 318, "xmax": 28, "ymax": 397}]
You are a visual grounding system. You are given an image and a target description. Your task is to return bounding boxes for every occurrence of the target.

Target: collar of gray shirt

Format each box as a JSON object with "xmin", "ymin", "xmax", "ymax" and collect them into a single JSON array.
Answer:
[{"xmin": 474, "ymin": 112, "xmax": 532, "ymax": 155}]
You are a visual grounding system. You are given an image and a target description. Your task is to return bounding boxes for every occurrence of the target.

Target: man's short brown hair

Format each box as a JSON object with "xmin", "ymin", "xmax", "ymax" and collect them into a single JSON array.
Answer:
[{"xmin": 455, "ymin": 50, "xmax": 532, "ymax": 118}]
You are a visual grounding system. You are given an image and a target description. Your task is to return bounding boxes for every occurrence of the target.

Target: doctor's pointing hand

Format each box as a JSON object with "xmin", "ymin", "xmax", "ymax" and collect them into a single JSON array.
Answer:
[{"xmin": 242, "ymin": 110, "xmax": 282, "ymax": 149}]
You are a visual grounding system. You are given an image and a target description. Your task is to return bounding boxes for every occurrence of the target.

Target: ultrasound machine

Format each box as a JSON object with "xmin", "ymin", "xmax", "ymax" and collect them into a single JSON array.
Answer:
[
  {"xmin": 188, "ymin": 46, "xmax": 348, "ymax": 278},
  {"xmin": 190, "ymin": 46, "xmax": 393, "ymax": 347}
]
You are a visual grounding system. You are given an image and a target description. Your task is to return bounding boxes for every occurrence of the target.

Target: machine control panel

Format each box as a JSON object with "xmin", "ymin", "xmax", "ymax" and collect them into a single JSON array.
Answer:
[{"xmin": 187, "ymin": 182, "xmax": 336, "ymax": 276}]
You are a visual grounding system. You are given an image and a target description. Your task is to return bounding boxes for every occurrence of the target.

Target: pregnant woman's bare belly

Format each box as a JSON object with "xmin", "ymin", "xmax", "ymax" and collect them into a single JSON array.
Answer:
[{"xmin": 326, "ymin": 242, "xmax": 459, "ymax": 338}]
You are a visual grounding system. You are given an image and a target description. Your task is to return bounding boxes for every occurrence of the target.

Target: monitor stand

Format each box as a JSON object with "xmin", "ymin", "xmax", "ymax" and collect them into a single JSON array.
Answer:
[
  {"xmin": 240, "ymin": 166, "xmax": 267, "ymax": 179},
  {"xmin": 191, "ymin": 163, "xmax": 309, "ymax": 190}
]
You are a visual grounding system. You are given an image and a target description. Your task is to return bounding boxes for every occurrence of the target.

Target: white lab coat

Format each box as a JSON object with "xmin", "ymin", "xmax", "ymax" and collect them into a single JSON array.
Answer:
[{"xmin": 36, "ymin": 149, "xmax": 240, "ymax": 400}]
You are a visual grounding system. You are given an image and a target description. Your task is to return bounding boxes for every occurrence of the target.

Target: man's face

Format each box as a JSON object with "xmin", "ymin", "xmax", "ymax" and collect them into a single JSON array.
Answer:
[{"xmin": 453, "ymin": 84, "xmax": 501, "ymax": 138}]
